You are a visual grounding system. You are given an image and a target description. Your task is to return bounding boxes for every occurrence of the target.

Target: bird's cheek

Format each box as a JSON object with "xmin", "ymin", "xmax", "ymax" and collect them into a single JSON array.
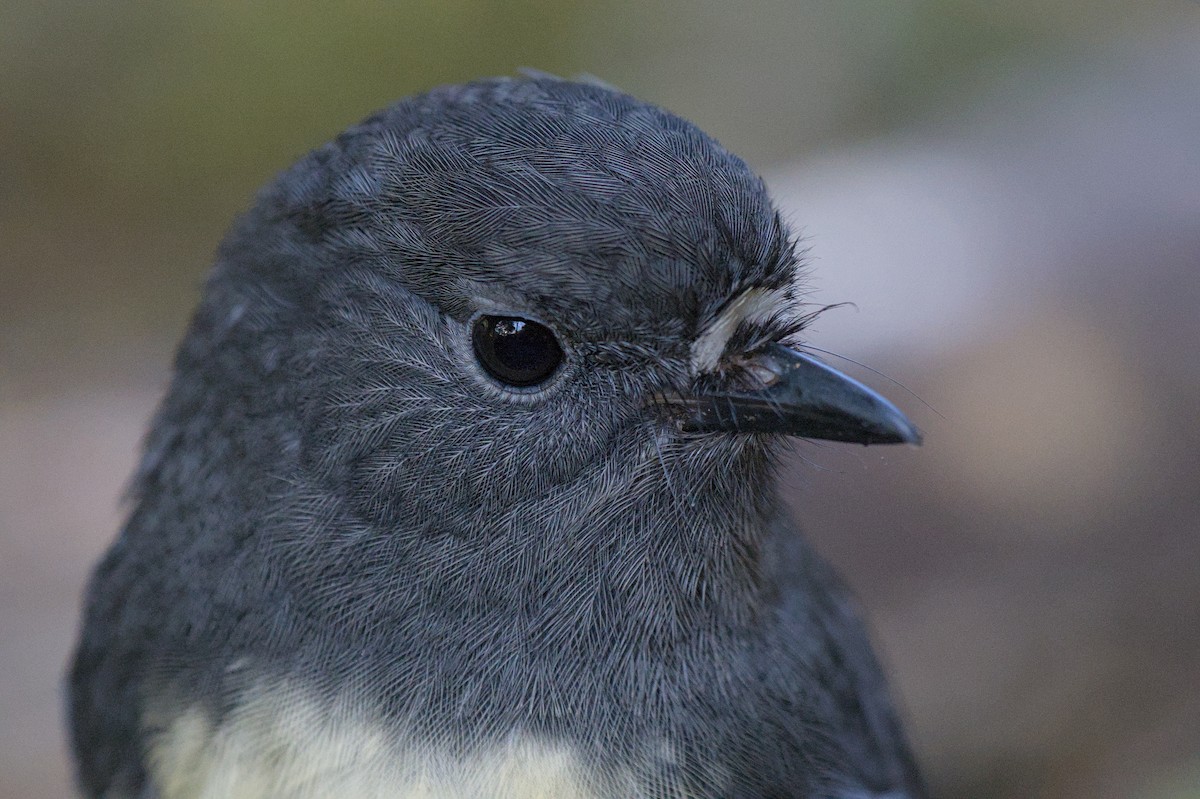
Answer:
[{"xmin": 305, "ymin": 400, "xmax": 623, "ymax": 530}]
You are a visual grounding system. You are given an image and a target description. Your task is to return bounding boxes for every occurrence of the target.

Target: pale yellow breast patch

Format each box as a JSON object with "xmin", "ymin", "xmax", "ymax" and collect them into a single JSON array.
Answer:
[{"xmin": 142, "ymin": 680, "xmax": 667, "ymax": 799}]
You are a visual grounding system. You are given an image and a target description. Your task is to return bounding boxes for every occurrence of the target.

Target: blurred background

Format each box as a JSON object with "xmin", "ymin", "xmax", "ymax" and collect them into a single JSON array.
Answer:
[{"xmin": 2, "ymin": 1, "xmax": 1198, "ymax": 797}]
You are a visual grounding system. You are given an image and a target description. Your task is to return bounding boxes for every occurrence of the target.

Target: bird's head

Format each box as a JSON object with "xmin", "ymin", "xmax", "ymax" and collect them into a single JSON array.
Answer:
[{"xmin": 167, "ymin": 76, "xmax": 916, "ymax": 547}]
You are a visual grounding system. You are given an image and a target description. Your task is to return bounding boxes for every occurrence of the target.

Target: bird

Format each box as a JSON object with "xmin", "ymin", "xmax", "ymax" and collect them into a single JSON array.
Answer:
[{"xmin": 68, "ymin": 75, "xmax": 926, "ymax": 799}]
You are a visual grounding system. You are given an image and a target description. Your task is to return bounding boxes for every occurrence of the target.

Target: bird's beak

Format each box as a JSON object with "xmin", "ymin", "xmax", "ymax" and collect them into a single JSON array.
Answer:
[{"xmin": 665, "ymin": 343, "xmax": 921, "ymax": 445}]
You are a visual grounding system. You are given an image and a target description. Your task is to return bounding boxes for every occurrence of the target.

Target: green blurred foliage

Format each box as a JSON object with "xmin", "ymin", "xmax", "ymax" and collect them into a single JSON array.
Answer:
[
  {"xmin": 2, "ymin": 1, "xmax": 581, "ymax": 224},
  {"xmin": 9, "ymin": 0, "xmax": 1143, "ymax": 226}
]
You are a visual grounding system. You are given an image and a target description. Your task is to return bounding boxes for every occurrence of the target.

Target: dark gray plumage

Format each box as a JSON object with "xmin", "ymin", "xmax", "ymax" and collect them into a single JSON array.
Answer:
[{"xmin": 69, "ymin": 76, "xmax": 926, "ymax": 799}]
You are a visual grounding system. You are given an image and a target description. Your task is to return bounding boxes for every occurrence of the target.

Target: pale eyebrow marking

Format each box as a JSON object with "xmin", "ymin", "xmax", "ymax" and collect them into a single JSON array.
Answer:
[{"xmin": 690, "ymin": 285, "xmax": 793, "ymax": 374}]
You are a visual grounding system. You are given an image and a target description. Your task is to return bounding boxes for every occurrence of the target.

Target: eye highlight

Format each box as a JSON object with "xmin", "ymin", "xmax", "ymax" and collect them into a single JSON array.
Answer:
[{"xmin": 471, "ymin": 315, "xmax": 564, "ymax": 388}]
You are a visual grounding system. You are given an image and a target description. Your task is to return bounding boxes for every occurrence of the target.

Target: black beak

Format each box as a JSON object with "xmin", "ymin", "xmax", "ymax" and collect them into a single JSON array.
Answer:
[{"xmin": 671, "ymin": 344, "xmax": 921, "ymax": 445}]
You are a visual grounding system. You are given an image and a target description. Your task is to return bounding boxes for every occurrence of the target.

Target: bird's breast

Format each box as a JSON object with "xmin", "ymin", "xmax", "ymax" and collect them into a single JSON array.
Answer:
[{"xmin": 143, "ymin": 679, "xmax": 677, "ymax": 799}]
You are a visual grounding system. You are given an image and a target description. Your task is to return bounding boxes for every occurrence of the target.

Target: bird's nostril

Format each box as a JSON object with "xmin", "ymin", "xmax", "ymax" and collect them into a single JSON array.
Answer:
[{"xmin": 728, "ymin": 351, "xmax": 784, "ymax": 391}]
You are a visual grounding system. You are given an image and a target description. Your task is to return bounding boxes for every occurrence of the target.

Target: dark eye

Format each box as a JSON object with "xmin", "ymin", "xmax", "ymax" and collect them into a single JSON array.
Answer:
[{"xmin": 471, "ymin": 315, "xmax": 564, "ymax": 388}]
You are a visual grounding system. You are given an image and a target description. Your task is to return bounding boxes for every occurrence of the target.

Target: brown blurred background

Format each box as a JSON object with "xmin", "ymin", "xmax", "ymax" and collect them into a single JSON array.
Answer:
[{"xmin": 2, "ymin": 2, "xmax": 1198, "ymax": 797}]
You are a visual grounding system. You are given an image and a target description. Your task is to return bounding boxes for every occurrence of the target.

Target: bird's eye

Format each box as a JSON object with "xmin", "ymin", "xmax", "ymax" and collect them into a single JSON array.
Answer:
[{"xmin": 471, "ymin": 315, "xmax": 564, "ymax": 388}]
